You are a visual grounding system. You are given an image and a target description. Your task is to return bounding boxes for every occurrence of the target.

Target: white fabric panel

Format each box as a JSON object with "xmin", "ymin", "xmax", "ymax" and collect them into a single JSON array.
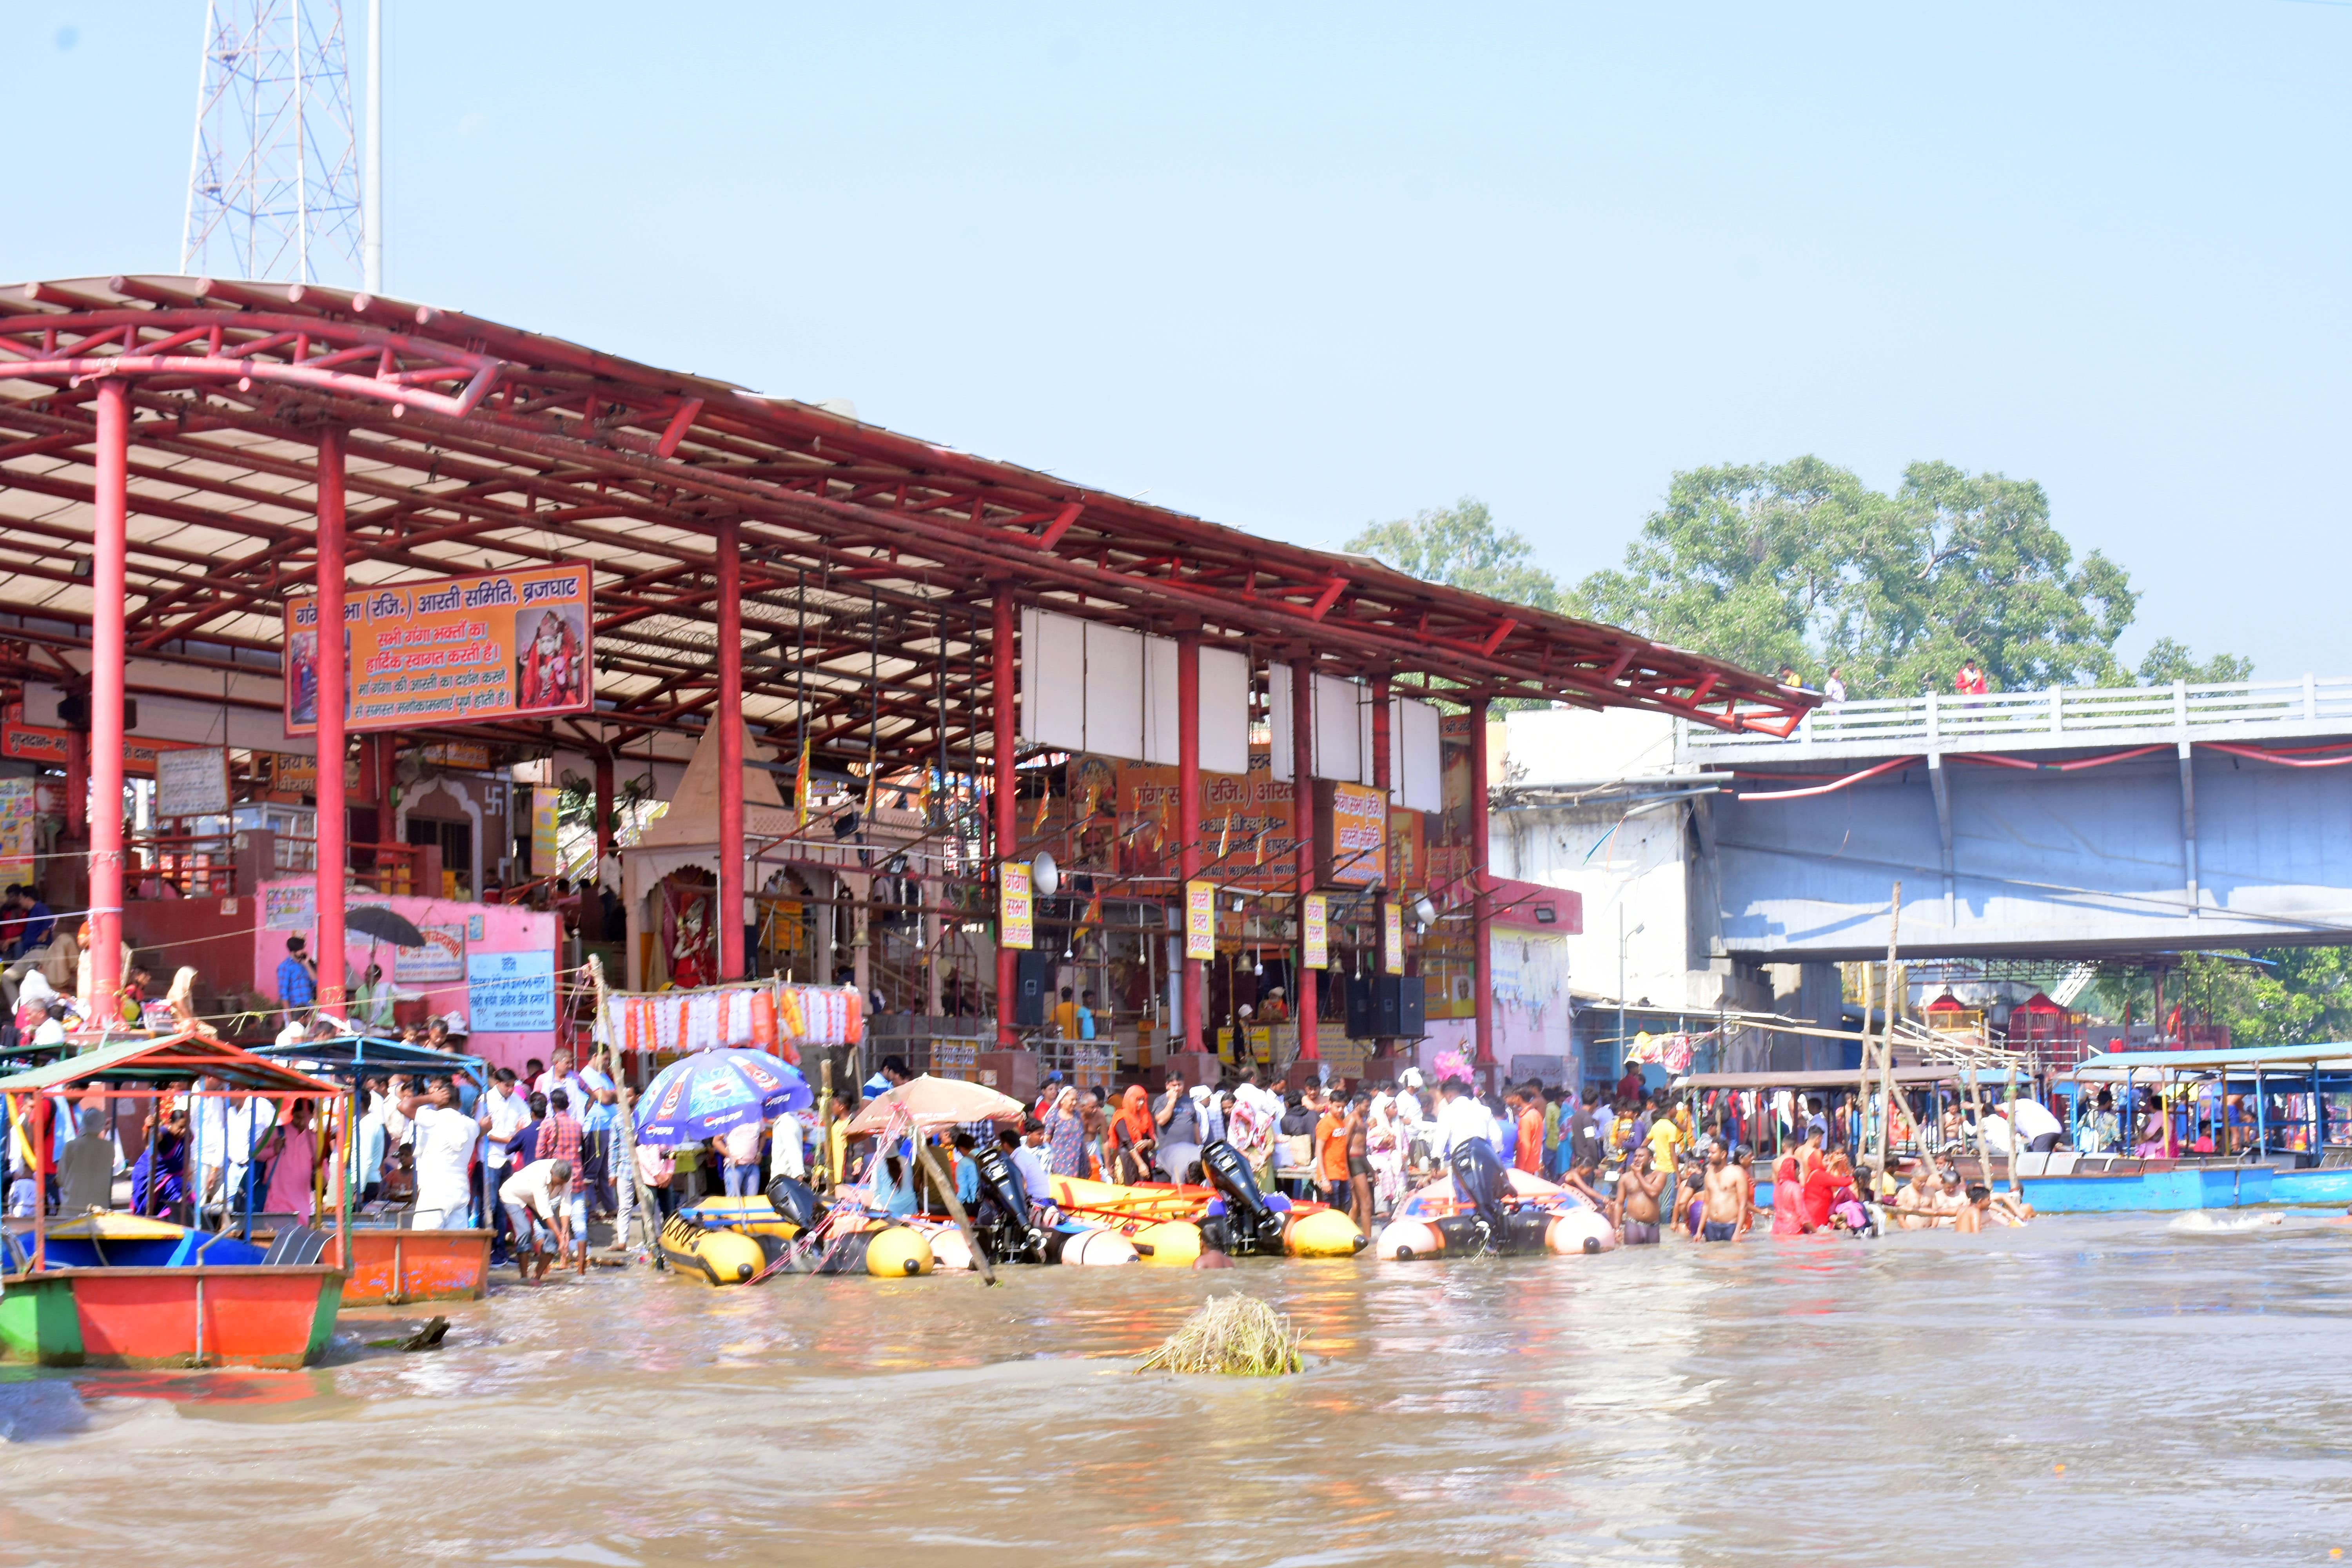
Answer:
[
  {"xmin": 1312, "ymin": 673, "xmax": 1363, "ymax": 782},
  {"xmin": 1267, "ymin": 662, "xmax": 1293, "ymax": 783},
  {"xmin": 1198, "ymin": 646, "xmax": 1251, "ymax": 776},
  {"xmin": 1141, "ymin": 634, "xmax": 1180, "ymax": 766},
  {"xmin": 1018, "ymin": 608, "xmax": 1088, "ymax": 753},
  {"xmin": 1359, "ymin": 690, "xmax": 1378, "ymax": 793},
  {"xmin": 1082, "ymin": 622, "xmax": 1147, "ymax": 762},
  {"xmin": 1394, "ymin": 696, "xmax": 1443, "ymax": 813}
]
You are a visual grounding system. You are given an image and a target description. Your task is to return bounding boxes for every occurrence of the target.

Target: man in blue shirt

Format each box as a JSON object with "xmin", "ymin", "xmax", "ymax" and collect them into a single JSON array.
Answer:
[
  {"xmin": 275, "ymin": 936, "xmax": 317, "ymax": 1021},
  {"xmin": 2, "ymin": 887, "xmax": 52, "ymax": 960}
]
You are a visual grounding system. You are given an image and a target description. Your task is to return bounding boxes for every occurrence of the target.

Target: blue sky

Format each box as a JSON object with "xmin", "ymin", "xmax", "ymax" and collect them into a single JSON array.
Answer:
[{"xmin": 10, "ymin": 2, "xmax": 2348, "ymax": 677}]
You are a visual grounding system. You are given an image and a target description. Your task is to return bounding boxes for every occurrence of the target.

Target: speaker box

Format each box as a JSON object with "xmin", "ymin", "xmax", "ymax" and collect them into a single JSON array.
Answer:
[
  {"xmin": 1343, "ymin": 971, "xmax": 1376, "ymax": 1039},
  {"xmin": 1014, "ymin": 949, "xmax": 1051, "ymax": 1029}
]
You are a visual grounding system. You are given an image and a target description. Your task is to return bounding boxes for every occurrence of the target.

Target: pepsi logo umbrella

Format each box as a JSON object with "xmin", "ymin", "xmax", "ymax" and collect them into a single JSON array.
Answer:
[{"xmin": 634, "ymin": 1049, "xmax": 813, "ymax": 1145}]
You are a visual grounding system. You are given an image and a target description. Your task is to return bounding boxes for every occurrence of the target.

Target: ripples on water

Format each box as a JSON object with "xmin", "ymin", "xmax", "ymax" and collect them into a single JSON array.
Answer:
[{"xmin": 1, "ymin": 1214, "xmax": 2350, "ymax": 1566}]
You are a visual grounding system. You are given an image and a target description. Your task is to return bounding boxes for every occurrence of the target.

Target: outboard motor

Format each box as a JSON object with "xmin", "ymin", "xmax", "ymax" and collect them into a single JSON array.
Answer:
[
  {"xmin": 1449, "ymin": 1137, "xmax": 1510, "ymax": 1250},
  {"xmin": 1200, "ymin": 1139, "xmax": 1285, "ymax": 1256},
  {"xmin": 973, "ymin": 1143, "xmax": 1048, "ymax": 1263},
  {"xmin": 766, "ymin": 1175, "xmax": 822, "ymax": 1233}
]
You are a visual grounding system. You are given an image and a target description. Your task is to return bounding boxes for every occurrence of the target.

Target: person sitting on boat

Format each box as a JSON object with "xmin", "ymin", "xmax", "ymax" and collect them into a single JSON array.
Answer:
[
  {"xmin": 130, "ymin": 1103, "xmax": 190, "ymax": 1216},
  {"xmin": 261, "ymin": 1098, "xmax": 325, "ymax": 1221}
]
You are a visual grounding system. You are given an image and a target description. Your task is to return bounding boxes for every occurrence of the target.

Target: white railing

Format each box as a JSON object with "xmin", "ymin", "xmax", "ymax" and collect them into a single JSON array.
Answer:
[{"xmin": 1681, "ymin": 675, "xmax": 2352, "ymax": 757}]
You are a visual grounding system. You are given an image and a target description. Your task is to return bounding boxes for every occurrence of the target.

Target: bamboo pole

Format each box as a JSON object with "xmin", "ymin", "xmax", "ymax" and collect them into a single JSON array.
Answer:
[{"xmin": 1873, "ymin": 883, "xmax": 1901, "ymax": 1188}]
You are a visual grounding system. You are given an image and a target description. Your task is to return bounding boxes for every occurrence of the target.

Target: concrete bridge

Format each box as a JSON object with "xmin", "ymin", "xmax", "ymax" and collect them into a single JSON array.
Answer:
[{"xmin": 1674, "ymin": 678, "xmax": 2352, "ymax": 960}]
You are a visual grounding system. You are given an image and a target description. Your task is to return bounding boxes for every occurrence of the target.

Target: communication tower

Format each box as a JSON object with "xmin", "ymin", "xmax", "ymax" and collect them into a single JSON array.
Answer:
[{"xmin": 180, "ymin": 0, "xmax": 365, "ymax": 285}]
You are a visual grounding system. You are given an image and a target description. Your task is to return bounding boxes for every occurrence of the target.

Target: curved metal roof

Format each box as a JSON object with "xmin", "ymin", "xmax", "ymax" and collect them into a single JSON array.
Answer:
[{"xmin": 0, "ymin": 275, "xmax": 1809, "ymax": 775}]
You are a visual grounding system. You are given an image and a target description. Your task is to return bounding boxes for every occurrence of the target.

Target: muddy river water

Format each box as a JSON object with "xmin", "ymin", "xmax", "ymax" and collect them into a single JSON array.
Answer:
[{"xmin": 1, "ymin": 1212, "xmax": 2350, "ymax": 1566}]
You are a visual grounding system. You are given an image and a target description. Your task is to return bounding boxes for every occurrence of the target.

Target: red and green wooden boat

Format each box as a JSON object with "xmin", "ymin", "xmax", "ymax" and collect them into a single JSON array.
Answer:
[{"xmin": 0, "ymin": 1032, "xmax": 353, "ymax": 1369}]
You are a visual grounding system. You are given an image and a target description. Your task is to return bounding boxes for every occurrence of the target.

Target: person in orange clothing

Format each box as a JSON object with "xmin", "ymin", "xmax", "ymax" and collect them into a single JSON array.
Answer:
[
  {"xmin": 1508, "ymin": 1087, "xmax": 1545, "ymax": 1177},
  {"xmin": 1313, "ymin": 1094, "xmax": 1350, "ymax": 1205}
]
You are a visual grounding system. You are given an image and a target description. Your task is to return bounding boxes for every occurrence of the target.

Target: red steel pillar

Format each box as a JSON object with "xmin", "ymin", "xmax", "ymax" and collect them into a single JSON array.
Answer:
[
  {"xmin": 1177, "ymin": 630, "xmax": 1203, "ymax": 1052},
  {"xmin": 1469, "ymin": 694, "xmax": 1494, "ymax": 1077},
  {"xmin": 1291, "ymin": 655, "xmax": 1318, "ymax": 1063},
  {"xmin": 717, "ymin": 517, "xmax": 745, "ymax": 981},
  {"xmin": 594, "ymin": 751, "xmax": 616, "ymax": 869},
  {"xmin": 89, "ymin": 380, "xmax": 128, "ymax": 1014},
  {"xmin": 992, "ymin": 590, "xmax": 1018, "ymax": 1047},
  {"xmin": 315, "ymin": 426, "xmax": 348, "ymax": 1009}
]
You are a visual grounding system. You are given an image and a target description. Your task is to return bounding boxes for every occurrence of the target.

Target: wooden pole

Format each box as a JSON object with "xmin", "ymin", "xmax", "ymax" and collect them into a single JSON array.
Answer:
[
  {"xmin": 1873, "ymin": 884, "xmax": 1902, "ymax": 1186},
  {"xmin": 910, "ymin": 1135, "xmax": 995, "ymax": 1286}
]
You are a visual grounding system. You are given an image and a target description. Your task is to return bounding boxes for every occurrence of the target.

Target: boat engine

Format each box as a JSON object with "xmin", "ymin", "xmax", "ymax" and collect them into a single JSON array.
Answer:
[
  {"xmin": 973, "ymin": 1143, "xmax": 1049, "ymax": 1264},
  {"xmin": 765, "ymin": 1175, "xmax": 822, "ymax": 1233},
  {"xmin": 1200, "ymin": 1138, "xmax": 1286, "ymax": 1256}
]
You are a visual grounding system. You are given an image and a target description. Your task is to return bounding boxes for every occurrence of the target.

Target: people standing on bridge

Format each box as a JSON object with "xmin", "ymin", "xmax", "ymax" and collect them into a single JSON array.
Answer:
[
  {"xmin": 1955, "ymin": 657, "xmax": 1988, "ymax": 706},
  {"xmin": 1823, "ymin": 667, "xmax": 1847, "ymax": 707}
]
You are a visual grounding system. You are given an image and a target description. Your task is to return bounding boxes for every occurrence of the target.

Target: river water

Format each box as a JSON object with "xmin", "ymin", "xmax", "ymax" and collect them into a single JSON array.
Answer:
[{"xmin": 1, "ymin": 1212, "xmax": 2349, "ymax": 1566}]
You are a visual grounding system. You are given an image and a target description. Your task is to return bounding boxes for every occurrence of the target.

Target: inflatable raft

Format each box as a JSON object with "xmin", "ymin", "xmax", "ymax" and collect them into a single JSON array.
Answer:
[
  {"xmin": 670, "ymin": 1179, "xmax": 933, "ymax": 1279},
  {"xmin": 1376, "ymin": 1142, "xmax": 1616, "ymax": 1261},
  {"xmin": 1046, "ymin": 1139, "xmax": 1367, "ymax": 1262}
]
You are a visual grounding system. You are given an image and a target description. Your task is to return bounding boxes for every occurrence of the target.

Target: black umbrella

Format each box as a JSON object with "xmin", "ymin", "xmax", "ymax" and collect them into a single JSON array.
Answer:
[{"xmin": 345, "ymin": 904, "xmax": 426, "ymax": 948}]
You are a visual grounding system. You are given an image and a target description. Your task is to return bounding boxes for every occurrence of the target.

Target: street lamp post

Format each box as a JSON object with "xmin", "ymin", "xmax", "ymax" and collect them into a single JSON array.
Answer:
[{"xmin": 1617, "ymin": 907, "xmax": 1646, "ymax": 1081}]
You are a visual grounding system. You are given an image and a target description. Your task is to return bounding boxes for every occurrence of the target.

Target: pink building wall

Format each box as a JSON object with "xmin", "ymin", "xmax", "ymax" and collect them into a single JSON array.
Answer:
[{"xmin": 253, "ymin": 877, "xmax": 559, "ymax": 1072}]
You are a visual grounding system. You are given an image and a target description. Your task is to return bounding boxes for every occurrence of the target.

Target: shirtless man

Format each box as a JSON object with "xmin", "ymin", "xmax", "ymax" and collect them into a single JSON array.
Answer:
[
  {"xmin": 1699, "ymin": 1144, "xmax": 1746, "ymax": 1241},
  {"xmin": 1619, "ymin": 1148, "xmax": 1666, "ymax": 1245},
  {"xmin": 1955, "ymin": 1183, "xmax": 1989, "ymax": 1233},
  {"xmin": 1892, "ymin": 1161, "xmax": 1940, "ymax": 1230},
  {"xmin": 1343, "ymin": 1093, "xmax": 1374, "ymax": 1236}
]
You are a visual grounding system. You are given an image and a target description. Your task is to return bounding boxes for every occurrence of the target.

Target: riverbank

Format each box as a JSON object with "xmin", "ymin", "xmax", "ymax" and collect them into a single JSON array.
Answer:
[{"xmin": 0, "ymin": 1213, "xmax": 2348, "ymax": 1564}]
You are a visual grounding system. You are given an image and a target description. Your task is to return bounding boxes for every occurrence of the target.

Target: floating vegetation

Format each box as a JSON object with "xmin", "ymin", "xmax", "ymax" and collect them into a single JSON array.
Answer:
[{"xmin": 1138, "ymin": 1294, "xmax": 1304, "ymax": 1377}]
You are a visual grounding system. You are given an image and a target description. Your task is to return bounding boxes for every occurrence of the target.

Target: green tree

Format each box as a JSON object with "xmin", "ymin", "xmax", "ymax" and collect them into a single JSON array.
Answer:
[
  {"xmin": 1570, "ymin": 456, "xmax": 2163, "ymax": 697},
  {"xmin": 2173, "ymin": 948, "xmax": 2352, "ymax": 1047},
  {"xmin": 2135, "ymin": 637, "xmax": 2256, "ymax": 687},
  {"xmin": 1345, "ymin": 498, "xmax": 1562, "ymax": 612}
]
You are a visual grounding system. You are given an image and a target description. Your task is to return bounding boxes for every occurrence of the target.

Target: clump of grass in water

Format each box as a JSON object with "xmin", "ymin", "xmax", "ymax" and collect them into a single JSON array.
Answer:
[{"xmin": 1138, "ymin": 1293, "xmax": 1304, "ymax": 1377}]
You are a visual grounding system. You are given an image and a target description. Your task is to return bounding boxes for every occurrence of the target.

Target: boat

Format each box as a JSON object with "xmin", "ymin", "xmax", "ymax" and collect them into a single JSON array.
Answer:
[
  {"xmin": 659, "ymin": 1211, "xmax": 769, "ymax": 1284},
  {"xmin": 255, "ymin": 1032, "xmax": 496, "ymax": 1305},
  {"xmin": 1045, "ymin": 1139, "xmax": 1367, "ymax": 1262},
  {"xmin": 1376, "ymin": 1141, "xmax": 1613, "ymax": 1260},
  {"xmin": 324, "ymin": 1225, "xmax": 495, "ymax": 1305},
  {"xmin": 0, "ymin": 1034, "xmax": 351, "ymax": 1369}
]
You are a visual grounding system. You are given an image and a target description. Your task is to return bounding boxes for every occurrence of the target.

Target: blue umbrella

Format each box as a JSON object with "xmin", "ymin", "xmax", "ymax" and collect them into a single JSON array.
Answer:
[{"xmin": 634, "ymin": 1049, "xmax": 812, "ymax": 1144}]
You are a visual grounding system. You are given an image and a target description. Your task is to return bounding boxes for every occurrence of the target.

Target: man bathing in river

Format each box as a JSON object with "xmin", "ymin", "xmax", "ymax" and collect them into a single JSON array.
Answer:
[
  {"xmin": 1893, "ymin": 1161, "xmax": 1942, "ymax": 1230},
  {"xmin": 1699, "ymin": 1143, "xmax": 1746, "ymax": 1241},
  {"xmin": 1619, "ymin": 1148, "xmax": 1665, "ymax": 1244}
]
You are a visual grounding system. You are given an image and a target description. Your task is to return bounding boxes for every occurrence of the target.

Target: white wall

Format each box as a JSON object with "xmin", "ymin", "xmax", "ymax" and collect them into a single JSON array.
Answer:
[{"xmin": 1501, "ymin": 706, "xmax": 1681, "ymax": 789}]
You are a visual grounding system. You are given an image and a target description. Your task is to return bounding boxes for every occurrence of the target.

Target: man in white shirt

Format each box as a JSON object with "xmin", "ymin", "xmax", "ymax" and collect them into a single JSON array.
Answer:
[
  {"xmin": 534, "ymin": 1047, "xmax": 589, "ymax": 1116},
  {"xmin": 403, "ymin": 1076, "xmax": 480, "ymax": 1229},
  {"xmin": 497, "ymin": 1157, "xmax": 572, "ymax": 1284},
  {"xmin": 2010, "ymin": 1094, "xmax": 2068, "ymax": 1154},
  {"xmin": 1433, "ymin": 1077, "xmax": 1498, "ymax": 1163},
  {"xmin": 475, "ymin": 1067, "xmax": 534, "ymax": 1261},
  {"xmin": 219, "ymin": 1091, "xmax": 278, "ymax": 1222},
  {"xmin": 769, "ymin": 1110, "xmax": 806, "ymax": 1183}
]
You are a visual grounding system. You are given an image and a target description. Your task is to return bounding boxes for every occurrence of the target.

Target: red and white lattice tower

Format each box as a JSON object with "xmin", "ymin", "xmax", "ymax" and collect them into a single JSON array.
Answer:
[{"xmin": 179, "ymin": 0, "xmax": 365, "ymax": 285}]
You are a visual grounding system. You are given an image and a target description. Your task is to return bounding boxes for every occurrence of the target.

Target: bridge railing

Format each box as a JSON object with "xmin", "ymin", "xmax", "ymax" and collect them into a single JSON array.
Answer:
[{"xmin": 1684, "ymin": 675, "xmax": 2352, "ymax": 757}]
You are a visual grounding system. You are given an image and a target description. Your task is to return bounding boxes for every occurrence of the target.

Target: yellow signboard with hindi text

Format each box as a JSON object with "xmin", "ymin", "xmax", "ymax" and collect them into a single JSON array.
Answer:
[
  {"xmin": 1184, "ymin": 880, "xmax": 1216, "ymax": 961},
  {"xmin": 1000, "ymin": 862, "xmax": 1034, "ymax": 951}
]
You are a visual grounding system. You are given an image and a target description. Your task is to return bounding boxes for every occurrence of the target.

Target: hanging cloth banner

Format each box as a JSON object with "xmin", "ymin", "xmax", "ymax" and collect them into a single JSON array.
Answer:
[
  {"xmin": 1302, "ymin": 892, "xmax": 1328, "ymax": 969},
  {"xmin": 1001, "ymin": 862, "xmax": 1034, "ymax": 951},
  {"xmin": 1185, "ymin": 879, "xmax": 1216, "ymax": 962},
  {"xmin": 1382, "ymin": 901, "xmax": 1405, "ymax": 976}
]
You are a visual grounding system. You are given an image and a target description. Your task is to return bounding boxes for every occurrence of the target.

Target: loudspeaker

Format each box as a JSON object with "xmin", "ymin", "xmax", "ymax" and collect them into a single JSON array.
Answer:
[
  {"xmin": 1358, "ymin": 975, "xmax": 1425, "ymax": 1039},
  {"xmin": 1343, "ymin": 971, "xmax": 1376, "ymax": 1039},
  {"xmin": 1014, "ymin": 949, "xmax": 1052, "ymax": 1029},
  {"xmin": 56, "ymin": 693, "xmax": 136, "ymax": 733},
  {"xmin": 1393, "ymin": 973, "xmax": 1426, "ymax": 1037}
]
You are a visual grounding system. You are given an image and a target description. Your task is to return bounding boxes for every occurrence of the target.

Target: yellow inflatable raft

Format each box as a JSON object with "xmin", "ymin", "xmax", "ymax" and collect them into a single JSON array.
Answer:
[{"xmin": 660, "ymin": 1213, "xmax": 766, "ymax": 1285}]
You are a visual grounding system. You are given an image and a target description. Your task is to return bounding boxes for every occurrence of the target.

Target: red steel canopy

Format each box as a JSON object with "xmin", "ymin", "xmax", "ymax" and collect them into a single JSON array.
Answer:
[{"xmin": 0, "ymin": 276, "xmax": 1808, "ymax": 774}]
